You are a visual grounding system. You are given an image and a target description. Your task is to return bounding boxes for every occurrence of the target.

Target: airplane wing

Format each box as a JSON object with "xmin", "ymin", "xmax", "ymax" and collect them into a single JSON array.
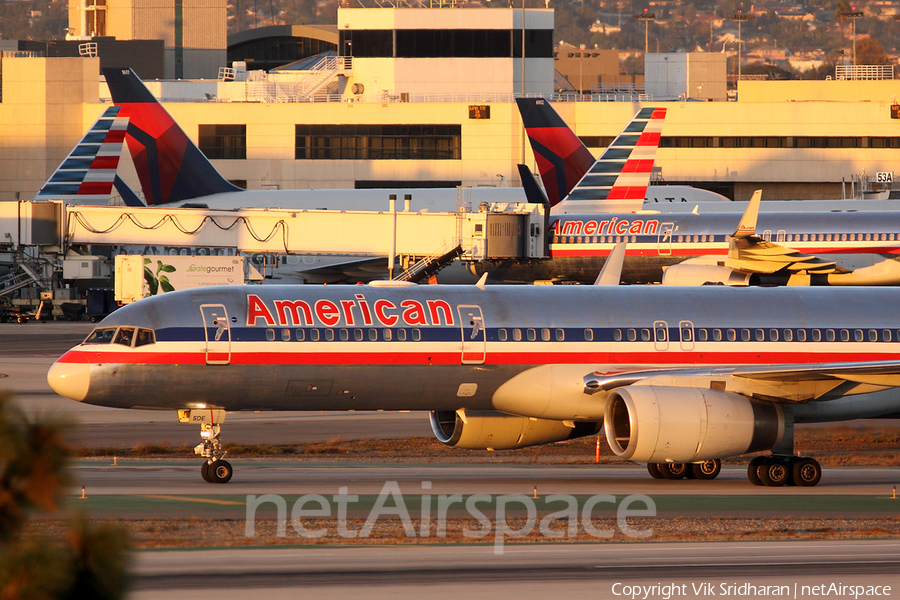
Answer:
[{"xmin": 584, "ymin": 359, "xmax": 900, "ymax": 403}]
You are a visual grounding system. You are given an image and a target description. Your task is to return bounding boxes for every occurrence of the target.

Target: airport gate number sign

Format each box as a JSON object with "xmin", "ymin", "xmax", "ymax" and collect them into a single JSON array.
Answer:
[{"xmin": 877, "ymin": 172, "xmax": 894, "ymax": 183}]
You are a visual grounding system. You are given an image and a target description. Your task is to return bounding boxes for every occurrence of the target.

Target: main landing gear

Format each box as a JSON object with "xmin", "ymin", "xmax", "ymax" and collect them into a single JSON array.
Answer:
[
  {"xmin": 178, "ymin": 409, "xmax": 233, "ymax": 483},
  {"xmin": 646, "ymin": 456, "xmax": 822, "ymax": 486},
  {"xmin": 748, "ymin": 455, "xmax": 821, "ymax": 487},
  {"xmin": 647, "ymin": 459, "xmax": 722, "ymax": 480}
]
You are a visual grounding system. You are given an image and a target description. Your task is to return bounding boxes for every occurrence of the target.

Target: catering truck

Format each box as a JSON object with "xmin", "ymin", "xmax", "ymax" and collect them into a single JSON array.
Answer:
[{"xmin": 114, "ymin": 255, "xmax": 251, "ymax": 304}]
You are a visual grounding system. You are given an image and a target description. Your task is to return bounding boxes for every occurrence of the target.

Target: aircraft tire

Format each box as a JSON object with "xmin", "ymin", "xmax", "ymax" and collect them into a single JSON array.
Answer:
[
  {"xmin": 747, "ymin": 456, "xmax": 766, "ymax": 486},
  {"xmin": 209, "ymin": 460, "xmax": 233, "ymax": 484},
  {"xmin": 658, "ymin": 463, "xmax": 688, "ymax": 480},
  {"xmin": 792, "ymin": 458, "xmax": 822, "ymax": 487},
  {"xmin": 691, "ymin": 459, "xmax": 721, "ymax": 480},
  {"xmin": 201, "ymin": 461, "xmax": 211, "ymax": 483},
  {"xmin": 647, "ymin": 463, "xmax": 664, "ymax": 479},
  {"xmin": 759, "ymin": 458, "xmax": 790, "ymax": 487}
]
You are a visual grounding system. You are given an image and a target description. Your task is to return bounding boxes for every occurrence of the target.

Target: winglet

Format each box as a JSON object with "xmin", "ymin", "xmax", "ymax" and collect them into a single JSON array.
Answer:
[
  {"xmin": 517, "ymin": 164, "xmax": 550, "ymax": 208},
  {"xmin": 476, "ymin": 273, "xmax": 488, "ymax": 288},
  {"xmin": 594, "ymin": 242, "xmax": 626, "ymax": 285},
  {"xmin": 733, "ymin": 189, "xmax": 762, "ymax": 238}
]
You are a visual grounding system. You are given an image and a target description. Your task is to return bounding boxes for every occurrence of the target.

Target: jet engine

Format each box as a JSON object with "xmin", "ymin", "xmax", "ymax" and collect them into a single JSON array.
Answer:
[
  {"xmin": 604, "ymin": 386, "xmax": 783, "ymax": 463},
  {"xmin": 430, "ymin": 410, "xmax": 601, "ymax": 450},
  {"xmin": 661, "ymin": 264, "xmax": 752, "ymax": 286}
]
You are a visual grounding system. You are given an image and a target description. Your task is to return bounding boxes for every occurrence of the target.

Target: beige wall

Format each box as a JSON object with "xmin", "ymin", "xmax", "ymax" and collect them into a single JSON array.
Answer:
[
  {"xmin": 4, "ymin": 58, "xmax": 900, "ymax": 203},
  {"xmin": 0, "ymin": 57, "xmax": 101, "ymax": 202}
]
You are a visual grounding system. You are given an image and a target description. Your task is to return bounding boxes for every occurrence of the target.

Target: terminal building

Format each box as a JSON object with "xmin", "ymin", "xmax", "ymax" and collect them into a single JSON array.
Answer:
[{"xmin": 2, "ymin": 5, "xmax": 900, "ymax": 204}]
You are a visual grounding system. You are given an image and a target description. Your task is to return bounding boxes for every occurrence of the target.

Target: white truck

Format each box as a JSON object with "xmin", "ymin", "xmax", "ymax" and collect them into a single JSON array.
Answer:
[{"xmin": 115, "ymin": 255, "xmax": 252, "ymax": 304}]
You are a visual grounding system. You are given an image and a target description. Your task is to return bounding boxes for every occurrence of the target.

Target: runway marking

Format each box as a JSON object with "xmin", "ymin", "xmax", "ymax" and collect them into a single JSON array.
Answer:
[{"xmin": 138, "ymin": 494, "xmax": 245, "ymax": 506}]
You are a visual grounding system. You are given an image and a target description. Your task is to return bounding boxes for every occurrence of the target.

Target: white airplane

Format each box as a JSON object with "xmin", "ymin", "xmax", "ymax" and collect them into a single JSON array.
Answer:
[{"xmin": 48, "ymin": 261, "xmax": 900, "ymax": 486}]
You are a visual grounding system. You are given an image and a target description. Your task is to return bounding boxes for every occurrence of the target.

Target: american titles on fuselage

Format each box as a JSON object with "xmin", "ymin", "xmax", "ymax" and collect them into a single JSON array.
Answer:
[
  {"xmin": 550, "ymin": 218, "xmax": 660, "ymax": 237},
  {"xmin": 247, "ymin": 293, "xmax": 456, "ymax": 328}
]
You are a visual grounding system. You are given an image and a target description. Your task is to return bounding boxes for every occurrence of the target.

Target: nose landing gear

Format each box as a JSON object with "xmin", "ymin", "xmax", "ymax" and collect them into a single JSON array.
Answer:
[{"xmin": 178, "ymin": 409, "xmax": 233, "ymax": 484}]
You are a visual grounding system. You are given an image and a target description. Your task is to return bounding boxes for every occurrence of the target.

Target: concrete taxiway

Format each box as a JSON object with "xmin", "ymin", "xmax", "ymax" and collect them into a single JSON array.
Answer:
[{"xmin": 130, "ymin": 541, "xmax": 900, "ymax": 599}]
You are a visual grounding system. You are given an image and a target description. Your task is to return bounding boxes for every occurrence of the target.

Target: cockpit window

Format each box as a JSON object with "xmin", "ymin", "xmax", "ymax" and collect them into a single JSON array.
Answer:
[
  {"xmin": 113, "ymin": 327, "xmax": 135, "ymax": 347},
  {"xmin": 84, "ymin": 328, "xmax": 116, "ymax": 345},
  {"xmin": 135, "ymin": 328, "xmax": 156, "ymax": 347}
]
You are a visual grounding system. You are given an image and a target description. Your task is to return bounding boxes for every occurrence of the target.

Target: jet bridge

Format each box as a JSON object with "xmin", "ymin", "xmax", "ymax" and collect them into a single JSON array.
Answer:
[{"xmin": 0, "ymin": 201, "xmax": 547, "ymax": 289}]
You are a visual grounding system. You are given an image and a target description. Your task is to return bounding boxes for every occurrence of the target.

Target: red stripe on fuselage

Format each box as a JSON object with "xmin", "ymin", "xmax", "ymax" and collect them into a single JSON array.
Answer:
[{"xmin": 55, "ymin": 347, "xmax": 899, "ymax": 367}]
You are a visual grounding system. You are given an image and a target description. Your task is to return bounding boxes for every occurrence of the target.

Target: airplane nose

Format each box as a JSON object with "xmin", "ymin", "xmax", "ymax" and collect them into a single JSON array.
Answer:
[{"xmin": 47, "ymin": 361, "xmax": 90, "ymax": 402}]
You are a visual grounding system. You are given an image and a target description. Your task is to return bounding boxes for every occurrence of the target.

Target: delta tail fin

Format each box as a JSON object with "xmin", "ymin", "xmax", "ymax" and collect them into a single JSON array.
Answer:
[
  {"xmin": 557, "ymin": 107, "xmax": 666, "ymax": 213},
  {"xmin": 102, "ymin": 67, "xmax": 241, "ymax": 206},
  {"xmin": 31, "ymin": 106, "xmax": 128, "ymax": 204},
  {"xmin": 516, "ymin": 98, "xmax": 595, "ymax": 207}
]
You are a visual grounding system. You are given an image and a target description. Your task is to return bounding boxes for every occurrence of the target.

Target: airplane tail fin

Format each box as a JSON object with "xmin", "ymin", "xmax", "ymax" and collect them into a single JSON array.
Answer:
[
  {"xmin": 558, "ymin": 107, "xmax": 666, "ymax": 213},
  {"xmin": 516, "ymin": 98, "xmax": 595, "ymax": 207},
  {"xmin": 516, "ymin": 164, "xmax": 550, "ymax": 208},
  {"xmin": 31, "ymin": 106, "xmax": 128, "ymax": 204},
  {"xmin": 102, "ymin": 67, "xmax": 241, "ymax": 205}
]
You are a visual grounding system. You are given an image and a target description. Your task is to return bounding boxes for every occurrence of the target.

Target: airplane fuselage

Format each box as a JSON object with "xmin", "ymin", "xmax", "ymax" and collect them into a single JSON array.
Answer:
[
  {"xmin": 477, "ymin": 209, "xmax": 900, "ymax": 283},
  {"xmin": 49, "ymin": 284, "xmax": 900, "ymax": 424}
]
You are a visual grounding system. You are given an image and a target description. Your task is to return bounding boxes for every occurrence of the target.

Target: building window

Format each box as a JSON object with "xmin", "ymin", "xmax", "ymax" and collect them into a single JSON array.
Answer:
[
  {"xmin": 85, "ymin": 0, "xmax": 107, "ymax": 37},
  {"xmin": 296, "ymin": 124, "xmax": 461, "ymax": 160},
  {"xmin": 199, "ymin": 125, "xmax": 246, "ymax": 160}
]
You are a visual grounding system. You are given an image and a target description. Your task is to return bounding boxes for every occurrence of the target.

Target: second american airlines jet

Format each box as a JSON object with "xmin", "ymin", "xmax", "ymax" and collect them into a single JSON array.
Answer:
[{"xmin": 48, "ymin": 274, "xmax": 900, "ymax": 486}]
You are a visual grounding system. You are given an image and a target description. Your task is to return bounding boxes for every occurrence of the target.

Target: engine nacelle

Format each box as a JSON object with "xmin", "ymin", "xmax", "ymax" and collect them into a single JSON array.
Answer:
[
  {"xmin": 604, "ymin": 386, "xmax": 783, "ymax": 463},
  {"xmin": 662, "ymin": 264, "xmax": 752, "ymax": 287},
  {"xmin": 430, "ymin": 410, "xmax": 601, "ymax": 450}
]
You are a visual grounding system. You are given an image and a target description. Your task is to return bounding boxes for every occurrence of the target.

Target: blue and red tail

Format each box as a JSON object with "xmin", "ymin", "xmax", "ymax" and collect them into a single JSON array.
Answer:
[
  {"xmin": 102, "ymin": 67, "xmax": 241, "ymax": 205},
  {"xmin": 516, "ymin": 98, "xmax": 595, "ymax": 207},
  {"xmin": 32, "ymin": 106, "xmax": 128, "ymax": 204}
]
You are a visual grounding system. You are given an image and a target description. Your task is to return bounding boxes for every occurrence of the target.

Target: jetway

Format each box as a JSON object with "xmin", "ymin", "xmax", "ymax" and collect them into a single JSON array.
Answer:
[{"xmin": 0, "ymin": 200, "xmax": 548, "ymax": 294}]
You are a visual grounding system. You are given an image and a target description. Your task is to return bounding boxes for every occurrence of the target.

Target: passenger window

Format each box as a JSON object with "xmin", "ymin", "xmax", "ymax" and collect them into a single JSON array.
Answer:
[
  {"xmin": 584, "ymin": 329, "xmax": 593, "ymax": 342},
  {"xmin": 114, "ymin": 327, "xmax": 135, "ymax": 347},
  {"xmin": 655, "ymin": 326, "xmax": 667, "ymax": 342},
  {"xmin": 740, "ymin": 329, "xmax": 750, "ymax": 342},
  {"xmin": 825, "ymin": 329, "xmax": 835, "ymax": 342},
  {"xmin": 755, "ymin": 329, "xmax": 765, "ymax": 342},
  {"xmin": 513, "ymin": 329, "xmax": 522, "ymax": 341},
  {"xmin": 811, "ymin": 329, "xmax": 820, "ymax": 342},
  {"xmin": 498, "ymin": 329, "xmax": 508, "ymax": 341},
  {"xmin": 712, "ymin": 329, "xmax": 722, "ymax": 342},
  {"xmin": 296, "ymin": 329, "xmax": 305, "ymax": 341},
  {"xmin": 696, "ymin": 329, "xmax": 707, "ymax": 342},
  {"xmin": 727, "ymin": 329, "xmax": 736, "ymax": 342},
  {"xmin": 627, "ymin": 329, "xmax": 636, "ymax": 342},
  {"xmin": 281, "ymin": 329, "xmax": 291, "ymax": 341},
  {"xmin": 840, "ymin": 329, "xmax": 849, "ymax": 342},
  {"xmin": 853, "ymin": 330, "xmax": 862, "ymax": 342},
  {"xmin": 310, "ymin": 329, "xmax": 320, "ymax": 341},
  {"xmin": 135, "ymin": 328, "xmax": 155, "ymax": 347},
  {"xmin": 368, "ymin": 329, "xmax": 378, "ymax": 341},
  {"xmin": 883, "ymin": 329, "xmax": 892, "ymax": 342},
  {"xmin": 412, "ymin": 329, "xmax": 421, "ymax": 341},
  {"xmin": 354, "ymin": 329, "xmax": 363, "ymax": 341},
  {"xmin": 613, "ymin": 329, "xmax": 621, "ymax": 342},
  {"xmin": 641, "ymin": 329, "xmax": 651, "ymax": 342},
  {"xmin": 397, "ymin": 329, "xmax": 407, "ymax": 341},
  {"xmin": 868, "ymin": 329, "xmax": 878, "ymax": 342},
  {"xmin": 768, "ymin": 329, "xmax": 778, "ymax": 342},
  {"xmin": 383, "ymin": 329, "xmax": 392, "ymax": 341},
  {"xmin": 782, "ymin": 329, "xmax": 792, "ymax": 342},
  {"xmin": 266, "ymin": 329, "xmax": 275, "ymax": 341},
  {"xmin": 541, "ymin": 328, "xmax": 550, "ymax": 341},
  {"xmin": 84, "ymin": 328, "xmax": 117, "ymax": 344},
  {"xmin": 325, "ymin": 329, "xmax": 334, "ymax": 341},
  {"xmin": 339, "ymin": 329, "xmax": 349, "ymax": 341},
  {"xmin": 555, "ymin": 329, "xmax": 564, "ymax": 341},
  {"xmin": 796, "ymin": 329, "xmax": 806, "ymax": 342},
  {"xmin": 526, "ymin": 329, "xmax": 536, "ymax": 341}
]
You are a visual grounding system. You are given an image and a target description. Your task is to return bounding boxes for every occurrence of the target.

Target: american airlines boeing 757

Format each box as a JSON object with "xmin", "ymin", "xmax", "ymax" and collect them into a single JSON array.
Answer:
[{"xmin": 48, "ymin": 277, "xmax": 900, "ymax": 486}]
